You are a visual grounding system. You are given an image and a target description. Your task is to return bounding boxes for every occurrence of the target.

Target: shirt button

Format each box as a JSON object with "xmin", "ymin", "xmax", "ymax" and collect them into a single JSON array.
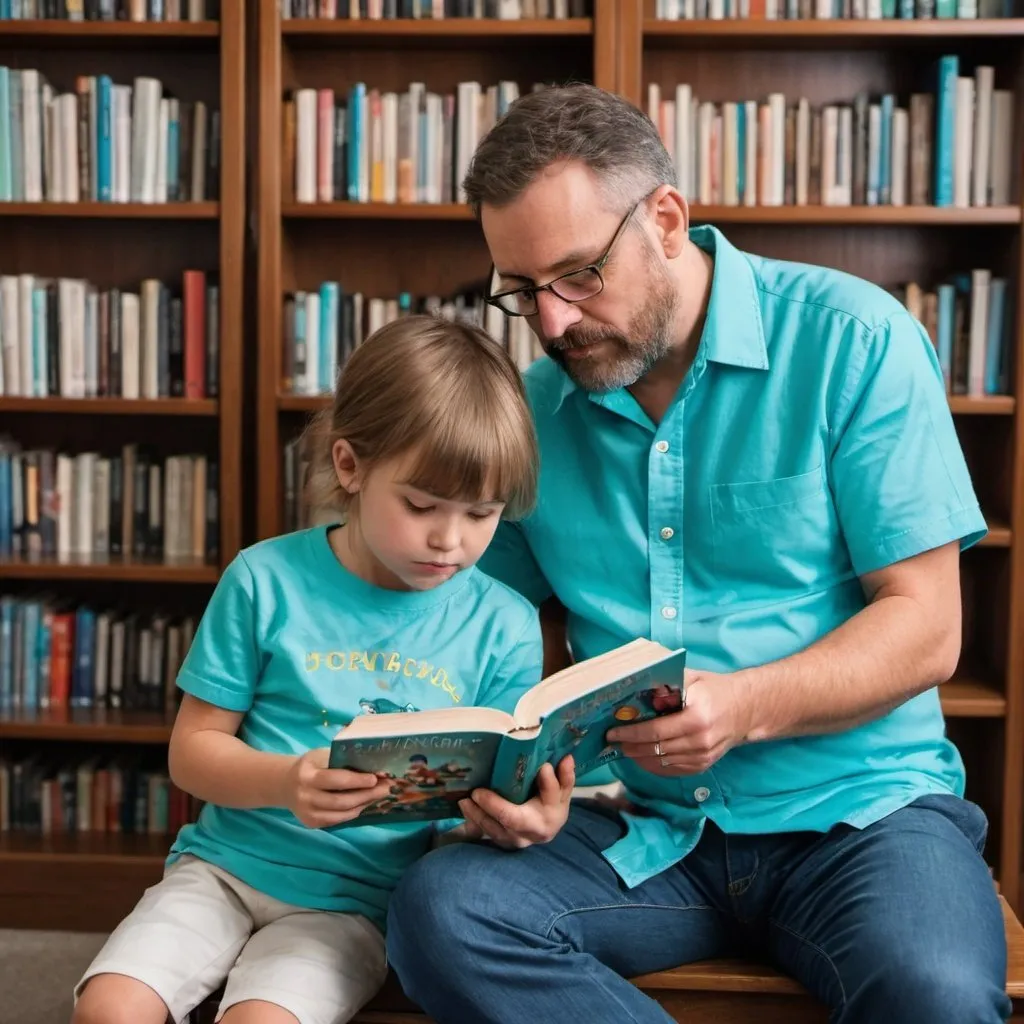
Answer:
[
  {"xmin": 661, "ymin": 605, "xmax": 677, "ymax": 620},
  {"xmin": 694, "ymin": 787, "xmax": 710, "ymax": 803},
  {"xmin": 655, "ymin": 440, "xmax": 669, "ymax": 453},
  {"xmin": 660, "ymin": 527, "xmax": 674, "ymax": 541}
]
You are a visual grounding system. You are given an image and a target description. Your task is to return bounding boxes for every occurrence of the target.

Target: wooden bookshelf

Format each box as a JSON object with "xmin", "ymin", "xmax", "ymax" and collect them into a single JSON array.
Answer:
[
  {"xmin": 256, "ymin": 0, "xmax": 618, "ymax": 541},
  {"xmin": 0, "ymin": 1, "xmax": 244, "ymax": 930},
  {"xmin": 619, "ymin": 1, "xmax": 1024, "ymax": 917}
]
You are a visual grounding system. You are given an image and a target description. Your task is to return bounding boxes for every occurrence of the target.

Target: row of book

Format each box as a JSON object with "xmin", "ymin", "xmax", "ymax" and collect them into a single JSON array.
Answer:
[
  {"xmin": 654, "ymin": 0, "xmax": 1013, "ymax": 16},
  {"xmin": 0, "ymin": 69, "xmax": 219, "ymax": 204},
  {"xmin": 0, "ymin": 754, "xmax": 198, "ymax": 839},
  {"xmin": 0, "ymin": 271, "xmax": 219, "ymax": 400},
  {"xmin": 282, "ymin": 0, "xmax": 585, "ymax": 13},
  {"xmin": 288, "ymin": 80, "xmax": 525, "ymax": 205},
  {"xmin": 0, "ymin": 0, "xmax": 216, "ymax": 18},
  {"xmin": 0, "ymin": 595, "xmax": 195, "ymax": 714},
  {"xmin": 281, "ymin": 284, "xmax": 540, "ymax": 396},
  {"xmin": 894, "ymin": 270, "xmax": 1010, "ymax": 398},
  {"xmin": 0, "ymin": 442, "xmax": 219, "ymax": 563},
  {"xmin": 647, "ymin": 60, "xmax": 1013, "ymax": 210}
]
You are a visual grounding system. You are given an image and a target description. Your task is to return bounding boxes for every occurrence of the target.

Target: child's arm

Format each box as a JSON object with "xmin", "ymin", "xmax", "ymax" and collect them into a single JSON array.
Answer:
[{"xmin": 169, "ymin": 693, "xmax": 392, "ymax": 827}]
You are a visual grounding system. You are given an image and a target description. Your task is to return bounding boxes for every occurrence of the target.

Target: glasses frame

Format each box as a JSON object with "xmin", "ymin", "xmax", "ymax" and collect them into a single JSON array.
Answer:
[{"xmin": 484, "ymin": 194, "xmax": 646, "ymax": 318}]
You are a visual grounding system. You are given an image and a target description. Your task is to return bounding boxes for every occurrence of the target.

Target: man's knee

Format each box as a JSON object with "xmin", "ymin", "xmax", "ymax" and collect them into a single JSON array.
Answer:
[{"xmin": 387, "ymin": 844, "xmax": 502, "ymax": 970}]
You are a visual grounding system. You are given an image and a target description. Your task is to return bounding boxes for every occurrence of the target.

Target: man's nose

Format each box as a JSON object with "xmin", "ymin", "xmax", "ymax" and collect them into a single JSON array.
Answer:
[{"xmin": 535, "ymin": 289, "xmax": 583, "ymax": 342}]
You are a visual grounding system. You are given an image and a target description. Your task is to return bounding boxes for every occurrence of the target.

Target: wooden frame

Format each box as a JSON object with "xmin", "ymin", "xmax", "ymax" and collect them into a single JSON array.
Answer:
[{"xmin": 0, "ymin": 3, "xmax": 245, "ymax": 928}]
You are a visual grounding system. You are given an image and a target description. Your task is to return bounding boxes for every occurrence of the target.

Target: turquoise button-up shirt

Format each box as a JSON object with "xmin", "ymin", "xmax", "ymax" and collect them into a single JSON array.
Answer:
[{"xmin": 478, "ymin": 224, "xmax": 987, "ymax": 889}]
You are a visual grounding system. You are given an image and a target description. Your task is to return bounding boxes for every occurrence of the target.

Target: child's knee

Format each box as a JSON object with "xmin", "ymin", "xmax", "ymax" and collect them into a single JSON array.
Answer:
[{"xmin": 72, "ymin": 973, "xmax": 169, "ymax": 1024}]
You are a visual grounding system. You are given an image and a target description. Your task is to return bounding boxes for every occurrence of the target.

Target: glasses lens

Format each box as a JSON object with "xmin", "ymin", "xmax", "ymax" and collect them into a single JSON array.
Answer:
[{"xmin": 551, "ymin": 268, "xmax": 603, "ymax": 302}]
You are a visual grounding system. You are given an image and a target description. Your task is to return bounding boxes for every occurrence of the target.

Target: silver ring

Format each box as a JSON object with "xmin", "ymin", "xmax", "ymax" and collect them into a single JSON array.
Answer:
[{"xmin": 654, "ymin": 741, "xmax": 663, "ymax": 757}]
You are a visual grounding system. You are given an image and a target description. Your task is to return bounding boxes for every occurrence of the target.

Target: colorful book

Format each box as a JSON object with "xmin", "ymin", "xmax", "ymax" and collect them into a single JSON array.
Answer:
[{"xmin": 328, "ymin": 637, "xmax": 687, "ymax": 826}]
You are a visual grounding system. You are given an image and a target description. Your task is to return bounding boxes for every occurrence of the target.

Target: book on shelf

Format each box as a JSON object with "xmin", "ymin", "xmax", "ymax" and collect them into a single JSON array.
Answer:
[
  {"xmin": 0, "ymin": 751, "xmax": 198, "ymax": 840},
  {"xmin": 0, "ymin": 0, "xmax": 218, "ymax": 21},
  {"xmin": 647, "ymin": 57, "xmax": 1013, "ymax": 209},
  {"xmin": 287, "ymin": 79, "xmax": 545, "ymax": 205},
  {"xmin": 280, "ymin": 283, "xmax": 540, "ymax": 399},
  {"xmin": 0, "ymin": 67, "xmax": 219, "ymax": 204},
  {"xmin": 0, "ymin": 439, "xmax": 219, "ymax": 562},
  {"xmin": 0, "ymin": 593, "xmax": 195, "ymax": 712},
  {"xmin": 328, "ymin": 637, "xmax": 687, "ymax": 825},
  {"xmin": 653, "ymin": 0, "xmax": 1015, "ymax": 17},
  {"xmin": 895, "ymin": 270, "xmax": 1011, "ymax": 397},
  {"xmin": 279, "ymin": 0, "xmax": 587, "ymax": 20},
  {"xmin": 0, "ymin": 270, "xmax": 219, "ymax": 399}
]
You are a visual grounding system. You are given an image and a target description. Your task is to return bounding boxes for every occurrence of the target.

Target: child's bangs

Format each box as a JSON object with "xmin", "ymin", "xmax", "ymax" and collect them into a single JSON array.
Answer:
[{"xmin": 398, "ymin": 406, "xmax": 535, "ymax": 519}]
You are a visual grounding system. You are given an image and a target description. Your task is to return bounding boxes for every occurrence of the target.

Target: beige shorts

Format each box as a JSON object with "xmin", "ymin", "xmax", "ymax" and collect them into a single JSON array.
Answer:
[{"xmin": 74, "ymin": 854, "xmax": 387, "ymax": 1024}]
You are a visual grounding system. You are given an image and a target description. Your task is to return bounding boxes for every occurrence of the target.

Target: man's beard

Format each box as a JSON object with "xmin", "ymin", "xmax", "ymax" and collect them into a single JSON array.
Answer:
[{"xmin": 546, "ymin": 278, "xmax": 677, "ymax": 394}]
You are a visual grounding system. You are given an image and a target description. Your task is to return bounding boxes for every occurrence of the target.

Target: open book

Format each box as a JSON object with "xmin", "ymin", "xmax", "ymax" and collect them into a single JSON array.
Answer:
[{"xmin": 328, "ymin": 637, "xmax": 686, "ymax": 826}]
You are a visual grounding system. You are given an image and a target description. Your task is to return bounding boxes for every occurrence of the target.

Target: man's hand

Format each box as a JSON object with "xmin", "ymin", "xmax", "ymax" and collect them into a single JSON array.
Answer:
[
  {"xmin": 606, "ymin": 669, "xmax": 752, "ymax": 776},
  {"xmin": 458, "ymin": 755, "xmax": 575, "ymax": 849},
  {"xmin": 282, "ymin": 748, "xmax": 394, "ymax": 828}
]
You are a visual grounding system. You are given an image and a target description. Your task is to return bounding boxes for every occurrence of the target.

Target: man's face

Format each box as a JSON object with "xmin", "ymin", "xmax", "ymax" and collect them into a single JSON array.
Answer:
[{"xmin": 481, "ymin": 162, "xmax": 678, "ymax": 393}]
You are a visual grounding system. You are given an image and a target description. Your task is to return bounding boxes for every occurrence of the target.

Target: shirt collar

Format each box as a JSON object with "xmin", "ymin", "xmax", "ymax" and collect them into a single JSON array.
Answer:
[{"xmin": 551, "ymin": 224, "xmax": 768, "ymax": 413}]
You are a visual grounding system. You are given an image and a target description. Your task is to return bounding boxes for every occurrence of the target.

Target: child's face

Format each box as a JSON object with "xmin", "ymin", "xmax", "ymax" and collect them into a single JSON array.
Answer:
[{"xmin": 336, "ymin": 446, "xmax": 507, "ymax": 592}]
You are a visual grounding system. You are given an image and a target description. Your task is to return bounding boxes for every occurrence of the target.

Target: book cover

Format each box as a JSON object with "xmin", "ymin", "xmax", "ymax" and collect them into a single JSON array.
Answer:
[{"xmin": 328, "ymin": 638, "xmax": 687, "ymax": 827}]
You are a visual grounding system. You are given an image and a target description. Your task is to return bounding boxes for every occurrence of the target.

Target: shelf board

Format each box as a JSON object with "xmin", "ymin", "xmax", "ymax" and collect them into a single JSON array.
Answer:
[
  {"xmin": 0, "ymin": 201, "xmax": 218, "ymax": 219},
  {"xmin": 948, "ymin": 395, "xmax": 1016, "ymax": 415},
  {"xmin": 687, "ymin": 204, "xmax": 1020, "ymax": 226},
  {"xmin": 0, "ymin": 708, "xmax": 172, "ymax": 743},
  {"xmin": 281, "ymin": 201, "xmax": 1020, "ymax": 226},
  {"xmin": 0, "ymin": 19, "xmax": 219, "ymax": 45},
  {"xmin": 283, "ymin": 200, "xmax": 474, "ymax": 220},
  {"xmin": 282, "ymin": 17, "xmax": 592, "ymax": 45},
  {"xmin": 0, "ymin": 554, "xmax": 219, "ymax": 583},
  {"xmin": 0, "ymin": 397, "xmax": 217, "ymax": 416},
  {"xmin": 280, "ymin": 392, "xmax": 1016, "ymax": 418},
  {"xmin": 942, "ymin": 678, "xmax": 1007, "ymax": 718},
  {"xmin": 644, "ymin": 17, "xmax": 1024, "ymax": 47},
  {"xmin": 980, "ymin": 523, "xmax": 1013, "ymax": 548},
  {"xmin": 0, "ymin": 831, "xmax": 171, "ymax": 865}
]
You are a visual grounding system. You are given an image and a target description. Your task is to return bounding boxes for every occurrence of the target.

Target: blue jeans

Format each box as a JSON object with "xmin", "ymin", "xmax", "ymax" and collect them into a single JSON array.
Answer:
[{"xmin": 386, "ymin": 794, "xmax": 1011, "ymax": 1023}]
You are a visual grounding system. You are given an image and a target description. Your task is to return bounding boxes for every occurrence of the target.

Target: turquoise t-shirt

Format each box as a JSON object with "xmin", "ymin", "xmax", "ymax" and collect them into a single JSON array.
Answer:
[
  {"xmin": 478, "ymin": 224, "xmax": 987, "ymax": 889},
  {"xmin": 167, "ymin": 524, "xmax": 543, "ymax": 929}
]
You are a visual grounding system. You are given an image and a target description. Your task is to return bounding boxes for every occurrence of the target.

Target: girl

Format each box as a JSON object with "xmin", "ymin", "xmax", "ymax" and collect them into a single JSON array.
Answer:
[{"xmin": 72, "ymin": 314, "xmax": 574, "ymax": 1024}]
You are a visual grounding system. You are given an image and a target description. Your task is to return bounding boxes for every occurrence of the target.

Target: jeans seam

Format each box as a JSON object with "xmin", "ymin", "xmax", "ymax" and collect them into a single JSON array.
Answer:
[
  {"xmin": 543, "ymin": 903, "xmax": 716, "ymax": 941},
  {"xmin": 769, "ymin": 918, "xmax": 848, "ymax": 1010}
]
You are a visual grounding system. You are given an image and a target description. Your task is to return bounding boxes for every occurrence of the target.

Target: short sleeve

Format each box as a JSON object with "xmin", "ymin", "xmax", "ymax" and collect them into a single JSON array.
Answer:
[
  {"xmin": 480, "ymin": 610, "xmax": 545, "ymax": 717},
  {"xmin": 477, "ymin": 520, "xmax": 553, "ymax": 607},
  {"xmin": 829, "ymin": 311, "xmax": 987, "ymax": 576},
  {"xmin": 177, "ymin": 553, "xmax": 262, "ymax": 712}
]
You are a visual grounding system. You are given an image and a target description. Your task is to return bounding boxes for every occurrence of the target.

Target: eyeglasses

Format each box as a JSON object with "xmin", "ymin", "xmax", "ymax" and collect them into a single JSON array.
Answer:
[{"xmin": 485, "ymin": 195, "xmax": 645, "ymax": 318}]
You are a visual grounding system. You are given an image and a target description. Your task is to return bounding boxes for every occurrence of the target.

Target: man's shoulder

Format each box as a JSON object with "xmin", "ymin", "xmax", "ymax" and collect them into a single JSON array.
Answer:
[{"xmin": 750, "ymin": 252, "xmax": 908, "ymax": 336}]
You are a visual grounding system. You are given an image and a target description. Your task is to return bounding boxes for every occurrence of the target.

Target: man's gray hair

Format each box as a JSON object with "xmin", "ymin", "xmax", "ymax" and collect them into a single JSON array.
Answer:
[{"xmin": 462, "ymin": 82, "xmax": 678, "ymax": 217}]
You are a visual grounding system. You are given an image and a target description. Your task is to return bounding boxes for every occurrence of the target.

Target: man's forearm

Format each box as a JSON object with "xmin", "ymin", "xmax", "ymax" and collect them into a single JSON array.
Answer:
[{"xmin": 737, "ymin": 592, "xmax": 961, "ymax": 744}]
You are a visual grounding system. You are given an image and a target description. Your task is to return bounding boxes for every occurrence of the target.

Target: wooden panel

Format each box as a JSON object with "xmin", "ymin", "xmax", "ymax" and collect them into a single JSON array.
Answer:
[
  {"xmin": 0, "ymin": 398, "xmax": 217, "ymax": 416},
  {"xmin": 0, "ymin": 707, "xmax": 173, "ymax": 743},
  {"xmin": 0, "ymin": 21, "xmax": 219, "ymax": 43},
  {"xmin": 282, "ymin": 18, "xmax": 593, "ymax": 42}
]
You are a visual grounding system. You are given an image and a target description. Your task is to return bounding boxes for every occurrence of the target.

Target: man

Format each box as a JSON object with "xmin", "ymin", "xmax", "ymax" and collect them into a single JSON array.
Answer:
[{"xmin": 385, "ymin": 83, "xmax": 1011, "ymax": 1024}]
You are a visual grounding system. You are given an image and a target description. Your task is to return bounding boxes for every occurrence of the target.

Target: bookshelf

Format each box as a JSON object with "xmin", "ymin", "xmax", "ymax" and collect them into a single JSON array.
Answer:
[
  {"xmin": 0, "ymin": 4, "xmax": 244, "ymax": 930},
  {"xmin": 255, "ymin": 0, "xmax": 617, "ymax": 541},
  {"xmin": 255, "ymin": 3, "xmax": 1024, "ymax": 918}
]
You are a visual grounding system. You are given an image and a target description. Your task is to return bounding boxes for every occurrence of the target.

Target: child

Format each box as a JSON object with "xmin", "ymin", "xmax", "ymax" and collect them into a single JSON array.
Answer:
[{"xmin": 72, "ymin": 314, "xmax": 568, "ymax": 1024}]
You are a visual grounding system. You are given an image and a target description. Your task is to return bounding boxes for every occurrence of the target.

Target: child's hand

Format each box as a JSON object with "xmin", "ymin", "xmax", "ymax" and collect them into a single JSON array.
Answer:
[
  {"xmin": 283, "ymin": 748, "xmax": 393, "ymax": 828},
  {"xmin": 457, "ymin": 755, "xmax": 575, "ymax": 850}
]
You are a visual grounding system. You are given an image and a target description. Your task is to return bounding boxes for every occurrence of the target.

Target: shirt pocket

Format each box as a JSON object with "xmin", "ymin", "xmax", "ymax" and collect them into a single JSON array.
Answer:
[{"xmin": 709, "ymin": 464, "xmax": 842, "ymax": 597}]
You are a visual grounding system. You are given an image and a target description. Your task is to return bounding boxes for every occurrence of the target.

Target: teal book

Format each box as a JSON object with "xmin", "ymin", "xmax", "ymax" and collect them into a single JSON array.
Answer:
[{"xmin": 328, "ymin": 637, "xmax": 687, "ymax": 826}]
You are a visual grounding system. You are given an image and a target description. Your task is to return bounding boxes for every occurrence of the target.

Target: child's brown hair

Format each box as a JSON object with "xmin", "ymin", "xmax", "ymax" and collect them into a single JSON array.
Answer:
[{"xmin": 302, "ymin": 314, "xmax": 538, "ymax": 522}]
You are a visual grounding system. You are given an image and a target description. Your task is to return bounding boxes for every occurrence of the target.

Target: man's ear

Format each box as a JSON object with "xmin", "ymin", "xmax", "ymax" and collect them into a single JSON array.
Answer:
[
  {"xmin": 333, "ymin": 439, "xmax": 362, "ymax": 495},
  {"xmin": 652, "ymin": 186, "xmax": 689, "ymax": 260}
]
